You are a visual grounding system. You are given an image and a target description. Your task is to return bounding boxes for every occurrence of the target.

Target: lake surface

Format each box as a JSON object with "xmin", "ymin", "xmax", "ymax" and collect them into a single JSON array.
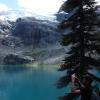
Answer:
[
  {"xmin": 0, "ymin": 65, "xmax": 99, "ymax": 100},
  {"xmin": 0, "ymin": 65, "xmax": 66, "ymax": 100}
]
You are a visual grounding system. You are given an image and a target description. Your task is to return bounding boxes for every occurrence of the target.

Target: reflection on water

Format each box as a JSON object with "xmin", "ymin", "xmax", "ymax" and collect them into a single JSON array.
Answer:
[{"xmin": 0, "ymin": 65, "xmax": 66, "ymax": 100}]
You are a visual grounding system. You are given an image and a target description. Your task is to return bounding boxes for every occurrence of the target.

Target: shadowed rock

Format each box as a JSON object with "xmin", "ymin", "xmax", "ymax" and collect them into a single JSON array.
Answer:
[{"xmin": 3, "ymin": 54, "xmax": 34, "ymax": 65}]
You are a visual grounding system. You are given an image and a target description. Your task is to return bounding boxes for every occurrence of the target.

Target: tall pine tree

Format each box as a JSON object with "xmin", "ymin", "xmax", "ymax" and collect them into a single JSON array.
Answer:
[{"xmin": 57, "ymin": 0, "xmax": 100, "ymax": 100}]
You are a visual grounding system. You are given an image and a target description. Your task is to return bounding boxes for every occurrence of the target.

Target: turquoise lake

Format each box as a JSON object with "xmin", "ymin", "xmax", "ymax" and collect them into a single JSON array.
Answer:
[
  {"xmin": 0, "ymin": 65, "xmax": 99, "ymax": 100},
  {"xmin": 0, "ymin": 65, "xmax": 66, "ymax": 100}
]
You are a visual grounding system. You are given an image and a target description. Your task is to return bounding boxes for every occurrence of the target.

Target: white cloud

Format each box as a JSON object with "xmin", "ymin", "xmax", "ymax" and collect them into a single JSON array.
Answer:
[
  {"xmin": 17, "ymin": 0, "xmax": 65, "ymax": 15},
  {"xmin": 96, "ymin": 0, "xmax": 100, "ymax": 5},
  {"xmin": 0, "ymin": 3, "xmax": 11, "ymax": 12}
]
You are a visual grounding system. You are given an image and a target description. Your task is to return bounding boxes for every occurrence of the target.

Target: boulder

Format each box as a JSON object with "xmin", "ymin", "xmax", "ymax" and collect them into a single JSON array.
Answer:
[{"xmin": 3, "ymin": 54, "xmax": 34, "ymax": 65}]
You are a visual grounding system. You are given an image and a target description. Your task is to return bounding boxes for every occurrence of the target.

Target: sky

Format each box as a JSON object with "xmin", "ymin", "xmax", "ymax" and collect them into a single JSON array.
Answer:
[
  {"xmin": 0, "ymin": 0, "xmax": 100, "ymax": 16},
  {"xmin": 0, "ymin": 0, "xmax": 66, "ymax": 15}
]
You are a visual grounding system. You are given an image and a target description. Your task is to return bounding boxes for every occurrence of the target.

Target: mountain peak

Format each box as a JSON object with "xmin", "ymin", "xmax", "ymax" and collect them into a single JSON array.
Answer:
[{"xmin": 0, "ymin": 10, "xmax": 57, "ymax": 22}]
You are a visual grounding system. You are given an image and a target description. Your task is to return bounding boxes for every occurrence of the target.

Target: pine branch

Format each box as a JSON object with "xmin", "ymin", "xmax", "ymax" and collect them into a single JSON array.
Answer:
[
  {"xmin": 85, "ymin": 56, "xmax": 100, "ymax": 67},
  {"xmin": 57, "ymin": 75, "xmax": 71, "ymax": 88},
  {"xmin": 88, "ymin": 72, "xmax": 100, "ymax": 82},
  {"xmin": 59, "ymin": 92, "xmax": 80, "ymax": 100}
]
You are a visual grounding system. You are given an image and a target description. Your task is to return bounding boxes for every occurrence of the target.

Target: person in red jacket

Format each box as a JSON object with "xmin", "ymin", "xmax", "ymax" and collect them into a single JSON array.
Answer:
[{"xmin": 71, "ymin": 74, "xmax": 93, "ymax": 100}]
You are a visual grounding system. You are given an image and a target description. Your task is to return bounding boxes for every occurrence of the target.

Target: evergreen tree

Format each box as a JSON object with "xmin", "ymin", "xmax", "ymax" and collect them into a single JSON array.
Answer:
[{"xmin": 57, "ymin": 0, "xmax": 100, "ymax": 100}]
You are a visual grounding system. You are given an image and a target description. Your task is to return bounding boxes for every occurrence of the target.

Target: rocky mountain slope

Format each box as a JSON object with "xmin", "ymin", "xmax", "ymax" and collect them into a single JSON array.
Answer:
[{"xmin": 0, "ymin": 10, "xmax": 65, "ymax": 64}]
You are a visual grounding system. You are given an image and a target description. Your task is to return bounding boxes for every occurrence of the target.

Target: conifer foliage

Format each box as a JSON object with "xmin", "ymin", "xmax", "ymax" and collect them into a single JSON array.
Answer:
[{"xmin": 57, "ymin": 0, "xmax": 100, "ymax": 100}]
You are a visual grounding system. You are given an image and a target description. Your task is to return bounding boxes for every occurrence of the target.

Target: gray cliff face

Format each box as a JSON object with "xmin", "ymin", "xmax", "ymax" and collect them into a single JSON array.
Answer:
[
  {"xmin": 12, "ymin": 17, "xmax": 61, "ymax": 45},
  {"xmin": 0, "ymin": 12, "xmax": 65, "ymax": 64},
  {"xmin": 0, "ymin": 20, "xmax": 23, "ymax": 49}
]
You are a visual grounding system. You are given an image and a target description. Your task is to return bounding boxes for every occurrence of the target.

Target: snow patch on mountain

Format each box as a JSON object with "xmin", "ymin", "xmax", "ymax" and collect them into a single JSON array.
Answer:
[{"xmin": 0, "ymin": 10, "xmax": 57, "ymax": 22}]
